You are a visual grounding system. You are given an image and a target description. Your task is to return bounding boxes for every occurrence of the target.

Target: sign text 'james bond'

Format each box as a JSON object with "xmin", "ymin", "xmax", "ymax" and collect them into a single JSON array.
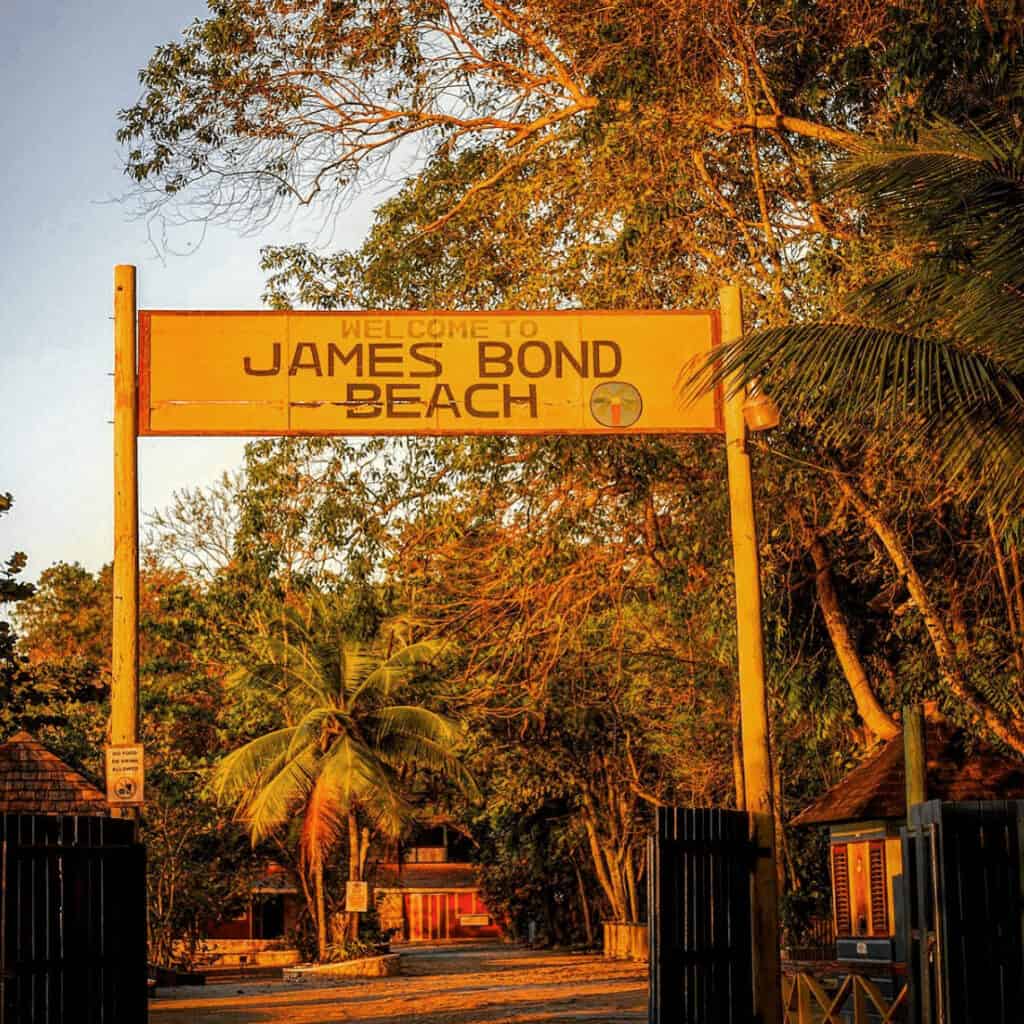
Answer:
[{"xmin": 240, "ymin": 337, "xmax": 623, "ymax": 422}]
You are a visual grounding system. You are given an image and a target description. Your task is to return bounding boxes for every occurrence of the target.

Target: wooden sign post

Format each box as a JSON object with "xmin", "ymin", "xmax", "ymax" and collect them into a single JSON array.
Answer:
[
  {"xmin": 721, "ymin": 284, "xmax": 781, "ymax": 1024},
  {"xmin": 112, "ymin": 265, "xmax": 140, "ymax": 820}
]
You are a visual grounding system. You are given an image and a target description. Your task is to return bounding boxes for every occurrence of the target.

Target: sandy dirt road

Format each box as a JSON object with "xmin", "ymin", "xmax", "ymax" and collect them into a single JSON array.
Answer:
[{"xmin": 148, "ymin": 943, "xmax": 647, "ymax": 1024}]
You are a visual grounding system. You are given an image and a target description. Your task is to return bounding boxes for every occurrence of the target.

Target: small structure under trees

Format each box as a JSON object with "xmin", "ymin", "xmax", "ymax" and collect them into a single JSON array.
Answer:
[
  {"xmin": 0, "ymin": 731, "xmax": 108, "ymax": 816},
  {"xmin": 199, "ymin": 863, "xmax": 304, "ymax": 967},
  {"xmin": 794, "ymin": 711, "xmax": 1024, "ymax": 962},
  {"xmin": 374, "ymin": 825, "xmax": 501, "ymax": 943}
]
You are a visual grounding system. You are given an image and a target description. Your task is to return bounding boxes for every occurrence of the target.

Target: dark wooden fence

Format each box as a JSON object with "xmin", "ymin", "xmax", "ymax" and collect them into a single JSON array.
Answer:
[
  {"xmin": 901, "ymin": 800, "xmax": 1024, "ymax": 1024},
  {"xmin": 648, "ymin": 807, "xmax": 755, "ymax": 1024},
  {"xmin": 0, "ymin": 814, "xmax": 147, "ymax": 1024}
]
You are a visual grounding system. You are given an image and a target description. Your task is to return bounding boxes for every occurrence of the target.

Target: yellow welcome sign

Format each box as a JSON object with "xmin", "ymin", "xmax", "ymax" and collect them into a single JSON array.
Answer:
[{"xmin": 138, "ymin": 310, "xmax": 721, "ymax": 436}]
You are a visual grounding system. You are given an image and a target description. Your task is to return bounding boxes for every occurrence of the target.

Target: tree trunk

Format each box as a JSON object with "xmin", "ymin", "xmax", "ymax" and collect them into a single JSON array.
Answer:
[
  {"xmin": 346, "ymin": 809, "xmax": 362, "ymax": 941},
  {"xmin": 949, "ymin": 577, "xmax": 971, "ymax": 661},
  {"xmin": 770, "ymin": 745, "xmax": 800, "ymax": 893},
  {"xmin": 582, "ymin": 818, "xmax": 627, "ymax": 921},
  {"xmin": 809, "ymin": 535, "xmax": 899, "ymax": 742},
  {"xmin": 832, "ymin": 468, "xmax": 1024, "ymax": 754},
  {"xmin": 1010, "ymin": 544, "xmax": 1024, "ymax": 672},
  {"xmin": 625, "ymin": 849, "xmax": 639, "ymax": 924},
  {"xmin": 296, "ymin": 862, "xmax": 318, "ymax": 952},
  {"xmin": 314, "ymin": 860, "xmax": 327, "ymax": 961},
  {"xmin": 573, "ymin": 857, "xmax": 594, "ymax": 946},
  {"xmin": 988, "ymin": 512, "xmax": 1024, "ymax": 675}
]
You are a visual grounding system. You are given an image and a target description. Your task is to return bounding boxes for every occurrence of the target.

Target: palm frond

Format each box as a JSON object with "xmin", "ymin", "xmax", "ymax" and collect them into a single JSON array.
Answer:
[
  {"xmin": 938, "ymin": 399, "xmax": 1024, "ymax": 511},
  {"xmin": 341, "ymin": 645, "xmax": 385, "ymax": 698},
  {"xmin": 211, "ymin": 726, "xmax": 297, "ymax": 801},
  {"xmin": 301, "ymin": 771, "xmax": 347, "ymax": 867},
  {"xmin": 943, "ymin": 278, "xmax": 1024, "ymax": 369},
  {"xmin": 285, "ymin": 706, "xmax": 339, "ymax": 761},
  {"xmin": 227, "ymin": 639, "xmax": 326, "ymax": 702},
  {"xmin": 355, "ymin": 640, "xmax": 442, "ymax": 699},
  {"xmin": 220, "ymin": 607, "xmax": 470, "ymax": 864},
  {"xmin": 692, "ymin": 99, "xmax": 1024, "ymax": 513},
  {"xmin": 837, "ymin": 119, "xmax": 1024, "ymax": 240},
  {"xmin": 837, "ymin": 263, "xmax": 1024, "ymax": 363},
  {"xmin": 315, "ymin": 733, "xmax": 413, "ymax": 843},
  {"xmin": 699, "ymin": 325, "xmax": 1019, "ymax": 428},
  {"xmin": 240, "ymin": 744, "xmax": 321, "ymax": 843},
  {"xmin": 370, "ymin": 705, "xmax": 480, "ymax": 801}
]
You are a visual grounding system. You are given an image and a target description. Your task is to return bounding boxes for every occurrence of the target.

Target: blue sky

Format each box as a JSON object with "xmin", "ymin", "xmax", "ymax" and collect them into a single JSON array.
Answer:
[{"xmin": 2, "ymin": 1, "xmax": 376, "ymax": 579}]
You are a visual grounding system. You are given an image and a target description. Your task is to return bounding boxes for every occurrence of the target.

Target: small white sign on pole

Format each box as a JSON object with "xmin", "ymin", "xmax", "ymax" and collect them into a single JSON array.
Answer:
[
  {"xmin": 105, "ymin": 744, "xmax": 145, "ymax": 806},
  {"xmin": 345, "ymin": 881, "xmax": 369, "ymax": 913}
]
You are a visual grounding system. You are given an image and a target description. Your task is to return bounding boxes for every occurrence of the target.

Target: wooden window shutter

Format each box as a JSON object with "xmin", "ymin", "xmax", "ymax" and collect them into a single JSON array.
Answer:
[
  {"xmin": 868, "ymin": 841, "xmax": 889, "ymax": 935},
  {"xmin": 831, "ymin": 844, "xmax": 852, "ymax": 936}
]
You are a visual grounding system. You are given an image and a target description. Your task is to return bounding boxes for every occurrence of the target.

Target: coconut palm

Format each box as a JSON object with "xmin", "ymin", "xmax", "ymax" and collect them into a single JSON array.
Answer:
[
  {"xmin": 707, "ymin": 86, "xmax": 1024, "ymax": 515},
  {"xmin": 212, "ymin": 599, "xmax": 477, "ymax": 958}
]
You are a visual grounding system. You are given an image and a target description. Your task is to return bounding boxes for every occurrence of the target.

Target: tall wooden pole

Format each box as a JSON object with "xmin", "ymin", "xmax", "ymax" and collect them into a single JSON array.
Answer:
[
  {"xmin": 112, "ymin": 265, "xmax": 139, "ymax": 813},
  {"xmin": 720, "ymin": 284, "xmax": 781, "ymax": 1024}
]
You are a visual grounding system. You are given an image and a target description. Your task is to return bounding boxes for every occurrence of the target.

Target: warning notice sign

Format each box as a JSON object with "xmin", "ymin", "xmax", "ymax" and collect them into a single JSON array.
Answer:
[
  {"xmin": 106, "ymin": 744, "xmax": 145, "ymax": 806},
  {"xmin": 346, "ymin": 881, "xmax": 370, "ymax": 913}
]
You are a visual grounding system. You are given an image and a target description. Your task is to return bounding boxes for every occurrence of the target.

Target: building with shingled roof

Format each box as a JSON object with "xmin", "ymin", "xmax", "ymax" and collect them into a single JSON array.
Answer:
[
  {"xmin": 0, "ymin": 731, "xmax": 108, "ymax": 816},
  {"xmin": 373, "ymin": 822, "xmax": 502, "ymax": 942},
  {"xmin": 791, "ymin": 711, "xmax": 1024, "ymax": 967}
]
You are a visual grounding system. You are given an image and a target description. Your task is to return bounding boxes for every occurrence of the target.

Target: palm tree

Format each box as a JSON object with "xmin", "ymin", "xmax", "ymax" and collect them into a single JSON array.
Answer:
[
  {"xmin": 212, "ymin": 599, "xmax": 477, "ymax": 958},
  {"xmin": 708, "ymin": 86, "xmax": 1024, "ymax": 515},
  {"xmin": 695, "ymin": 83, "xmax": 1024, "ymax": 755}
]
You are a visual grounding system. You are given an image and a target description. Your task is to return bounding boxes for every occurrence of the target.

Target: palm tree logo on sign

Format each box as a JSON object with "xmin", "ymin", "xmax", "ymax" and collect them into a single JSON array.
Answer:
[{"xmin": 590, "ymin": 381, "xmax": 643, "ymax": 428}]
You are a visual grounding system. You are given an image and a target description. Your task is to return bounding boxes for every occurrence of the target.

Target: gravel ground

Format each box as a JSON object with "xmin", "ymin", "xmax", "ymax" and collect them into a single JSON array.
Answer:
[{"xmin": 149, "ymin": 943, "xmax": 647, "ymax": 1024}]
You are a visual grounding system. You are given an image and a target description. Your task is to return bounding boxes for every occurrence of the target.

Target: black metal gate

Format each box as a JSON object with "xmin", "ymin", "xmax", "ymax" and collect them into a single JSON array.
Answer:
[
  {"xmin": 901, "ymin": 800, "xmax": 1024, "ymax": 1024},
  {"xmin": 0, "ymin": 814, "xmax": 147, "ymax": 1024},
  {"xmin": 648, "ymin": 807, "xmax": 755, "ymax": 1024}
]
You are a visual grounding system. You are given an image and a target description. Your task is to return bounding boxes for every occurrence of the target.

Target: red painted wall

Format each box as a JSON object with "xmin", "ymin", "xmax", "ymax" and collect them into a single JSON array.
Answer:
[{"xmin": 402, "ymin": 891, "xmax": 502, "ymax": 941}]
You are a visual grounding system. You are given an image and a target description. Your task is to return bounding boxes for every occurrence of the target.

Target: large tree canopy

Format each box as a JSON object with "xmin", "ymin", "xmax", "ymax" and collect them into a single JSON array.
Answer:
[
  {"xmin": 705, "ymin": 94, "xmax": 1024, "ymax": 511},
  {"xmin": 120, "ymin": 1, "xmax": 1021, "ymax": 311},
  {"xmin": 99, "ymin": 0, "xmax": 1024, "ymax": 955}
]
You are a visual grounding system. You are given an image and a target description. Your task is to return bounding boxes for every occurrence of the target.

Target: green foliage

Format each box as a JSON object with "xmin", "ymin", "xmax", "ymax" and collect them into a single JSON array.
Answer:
[
  {"xmin": 40, "ymin": 1, "xmax": 1018, "ymax": 953},
  {"xmin": 708, "ymin": 84, "xmax": 1024, "ymax": 515},
  {"xmin": 0, "ymin": 493, "xmax": 39, "ymax": 739},
  {"xmin": 122, "ymin": 1, "xmax": 1022, "ymax": 336},
  {"xmin": 0, "ymin": 494, "xmax": 34, "ymax": 605},
  {"xmin": 322, "ymin": 937, "xmax": 384, "ymax": 963},
  {"xmin": 143, "ymin": 757, "xmax": 258, "ymax": 967},
  {"xmin": 212, "ymin": 598, "xmax": 476, "ymax": 865},
  {"xmin": 12, "ymin": 557, "xmax": 272, "ymax": 960},
  {"xmin": 1, "ymin": 508, "xmax": 107, "ymax": 745}
]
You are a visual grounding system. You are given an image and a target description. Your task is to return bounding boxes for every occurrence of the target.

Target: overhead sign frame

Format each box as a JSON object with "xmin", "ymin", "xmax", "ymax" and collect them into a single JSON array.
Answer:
[{"xmin": 110, "ymin": 268, "xmax": 779, "ymax": 1016}]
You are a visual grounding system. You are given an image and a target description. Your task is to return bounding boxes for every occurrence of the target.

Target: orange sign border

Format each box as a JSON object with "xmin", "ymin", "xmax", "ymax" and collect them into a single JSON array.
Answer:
[{"xmin": 137, "ymin": 309, "xmax": 724, "ymax": 437}]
